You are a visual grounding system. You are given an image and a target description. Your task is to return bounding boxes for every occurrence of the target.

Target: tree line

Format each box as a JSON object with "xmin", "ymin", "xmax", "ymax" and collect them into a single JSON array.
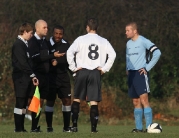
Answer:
[{"xmin": 0, "ymin": 0, "xmax": 179, "ymax": 119}]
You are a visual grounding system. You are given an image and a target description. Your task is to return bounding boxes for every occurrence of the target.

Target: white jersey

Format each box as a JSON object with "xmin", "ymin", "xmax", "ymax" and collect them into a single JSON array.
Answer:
[{"xmin": 67, "ymin": 33, "xmax": 116, "ymax": 73}]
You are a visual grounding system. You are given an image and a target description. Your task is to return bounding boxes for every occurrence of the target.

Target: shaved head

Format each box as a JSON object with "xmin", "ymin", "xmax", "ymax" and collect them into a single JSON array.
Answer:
[
  {"xmin": 126, "ymin": 22, "xmax": 138, "ymax": 32},
  {"xmin": 125, "ymin": 22, "xmax": 139, "ymax": 40},
  {"xmin": 35, "ymin": 19, "xmax": 46, "ymax": 29},
  {"xmin": 35, "ymin": 19, "xmax": 48, "ymax": 38}
]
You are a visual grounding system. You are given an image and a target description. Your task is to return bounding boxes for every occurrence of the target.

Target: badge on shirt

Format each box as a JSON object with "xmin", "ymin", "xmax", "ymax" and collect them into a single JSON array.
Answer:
[
  {"xmin": 27, "ymin": 52, "xmax": 30, "ymax": 58},
  {"xmin": 51, "ymin": 49, "xmax": 55, "ymax": 52}
]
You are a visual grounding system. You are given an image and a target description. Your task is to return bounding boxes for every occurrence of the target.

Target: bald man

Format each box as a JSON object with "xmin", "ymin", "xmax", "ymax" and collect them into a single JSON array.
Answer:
[{"xmin": 28, "ymin": 19, "xmax": 63, "ymax": 132}]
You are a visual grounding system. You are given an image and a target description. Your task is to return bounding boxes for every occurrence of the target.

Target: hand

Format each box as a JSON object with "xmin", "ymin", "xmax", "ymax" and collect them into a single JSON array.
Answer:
[
  {"xmin": 52, "ymin": 59, "xmax": 57, "ymax": 66},
  {"xmin": 32, "ymin": 77, "xmax": 39, "ymax": 86},
  {"xmin": 73, "ymin": 67, "xmax": 82, "ymax": 78},
  {"xmin": 97, "ymin": 67, "xmax": 104, "ymax": 75},
  {"xmin": 75, "ymin": 67, "xmax": 82, "ymax": 72},
  {"xmin": 54, "ymin": 51, "xmax": 65, "ymax": 57},
  {"xmin": 138, "ymin": 68, "xmax": 147, "ymax": 75},
  {"xmin": 126, "ymin": 71, "xmax": 128, "ymax": 75}
]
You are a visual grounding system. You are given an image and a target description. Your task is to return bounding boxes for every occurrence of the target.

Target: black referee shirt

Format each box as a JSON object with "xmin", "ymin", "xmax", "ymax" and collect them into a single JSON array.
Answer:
[
  {"xmin": 28, "ymin": 35, "xmax": 55, "ymax": 74},
  {"xmin": 12, "ymin": 37, "xmax": 34, "ymax": 77},
  {"xmin": 48, "ymin": 38, "xmax": 70, "ymax": 74}
]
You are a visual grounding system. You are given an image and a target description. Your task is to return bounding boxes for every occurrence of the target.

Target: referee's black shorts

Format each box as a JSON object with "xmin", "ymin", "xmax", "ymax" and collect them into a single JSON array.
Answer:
[
  {"xmin": 46, "ymin": 72, "xmax": 71, "ymax": 101},
  {"xmin": 29, "ymin": 72, "xmax": 49, "ymax": 99},
  {"xmin": 12, "ymin": 72, "xmax": 32, "ymax": 98},
  {"xmin": 74, "ymin": 68, "xmax": 102, "ymax": 102}
]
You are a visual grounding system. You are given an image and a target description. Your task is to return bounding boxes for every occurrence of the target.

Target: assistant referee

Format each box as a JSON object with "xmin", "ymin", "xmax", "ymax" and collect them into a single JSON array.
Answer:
[{"xmin": 12, "ymin": 23, "xmax": 38, "ymax": 132}]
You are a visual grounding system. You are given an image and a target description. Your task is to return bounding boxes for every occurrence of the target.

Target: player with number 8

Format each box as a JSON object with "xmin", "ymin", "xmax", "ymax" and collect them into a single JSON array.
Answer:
[{"xmin": 67, "ymin": 18, "xmax": 116, "ymax": 133}]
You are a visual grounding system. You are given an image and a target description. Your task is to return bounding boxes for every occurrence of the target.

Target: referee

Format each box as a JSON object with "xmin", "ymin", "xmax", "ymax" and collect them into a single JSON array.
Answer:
[
  {"xmin": 67, "ymin": 18, "xmax": 116, "ymax": 133},
  {"xmin": 28, "ymin": 19, "xmax": 63, "ymax": 132},
  {"xmin": 45, "ymin": 25, "xmax": 71, "ymax": 132},
  {"xmin": 12, "ymin": 23, "xmax": 39, "ymax": 132}
]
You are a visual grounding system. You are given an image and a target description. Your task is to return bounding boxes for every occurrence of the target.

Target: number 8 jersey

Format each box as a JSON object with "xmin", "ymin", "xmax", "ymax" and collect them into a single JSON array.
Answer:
[{"xmin": 67, "ymin": 33, "xmax": 116, "ymax": 73}]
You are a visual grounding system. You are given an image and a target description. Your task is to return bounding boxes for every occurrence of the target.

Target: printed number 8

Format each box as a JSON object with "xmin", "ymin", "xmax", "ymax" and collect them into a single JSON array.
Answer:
[{"xmin": 88, "ymin": 44, "xmax": 99, "ymax": 60}]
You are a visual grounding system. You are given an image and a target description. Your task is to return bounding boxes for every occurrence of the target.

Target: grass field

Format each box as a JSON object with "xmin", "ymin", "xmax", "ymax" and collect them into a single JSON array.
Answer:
[{"xmin": 0, "ymin": 124, "xmax": 179, "ymax": 138}]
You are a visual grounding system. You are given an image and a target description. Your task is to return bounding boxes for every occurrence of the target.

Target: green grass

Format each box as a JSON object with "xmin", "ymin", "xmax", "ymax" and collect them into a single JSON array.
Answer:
[{"xmin": 0, "ymin": 124, "xmax": 178, "ymax": 138}]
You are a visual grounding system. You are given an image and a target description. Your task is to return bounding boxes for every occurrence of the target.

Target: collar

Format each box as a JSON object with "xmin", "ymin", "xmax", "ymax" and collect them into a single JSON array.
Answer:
[
  {"xmin": 17, "ymin": 35, "xmax": 28, "ymax": 47},
  {"xmin": 87, "ymin": 33, "xmax": 98, "ymax": 35},
  {"xmin": 34, "ymin": 32, "xmax": 45, "ymax": 40},
  {"xmin": 49, "ymin": 37, "xmax": 67, "ymax": 46}
]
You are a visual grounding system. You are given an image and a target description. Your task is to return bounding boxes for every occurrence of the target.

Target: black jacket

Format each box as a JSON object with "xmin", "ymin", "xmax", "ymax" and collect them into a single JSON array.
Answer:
[
  {"xmin": 48, "ymin": 38, "xmax": 70, "ymax": 74},
  {"xmin": 28, "ymin": 35, "xmax": 55, "ymax": 74},
  {"xmin": 12, "ymin": 37, "xmax": 34, "ymax": 77}
]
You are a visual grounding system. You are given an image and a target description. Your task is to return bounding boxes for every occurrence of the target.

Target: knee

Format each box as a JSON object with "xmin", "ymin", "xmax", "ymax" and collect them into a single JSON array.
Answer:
[
  {"xmin": 90, "ymin": 101, "xmax": 98, "ymax": 106},
  {"xmin": 132, "ymin": 99, "xmax": 142, "ymax": 108},
  {"xmin": 62, "ymin": 98, "xmax": 71, "ymax": 106},
  {"xmin": 15, "ymin": 97, "xmax": 27, "ymax": 108},
  {"xmin": 71, "ymin": 101, "xmax": 80, "ymax": 113},
  {"xmin": 139, "ymin": 93, "xmax": 150, "ymax": 107},
  {"xmin": 46, "ymin": 100, "xmax": 55, "ymax": 107},
  {"xmin": 140, "ymin": 98, "xmax": 149, "ymax": 107},
  {"xmin": 40, "ymin": 99, "xmax": 45, "ymax": 107}
]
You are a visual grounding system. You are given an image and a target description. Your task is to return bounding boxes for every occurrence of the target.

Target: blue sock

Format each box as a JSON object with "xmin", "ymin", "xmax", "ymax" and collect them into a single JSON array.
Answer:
[
  {"xmin": 134, "ymin": 108, "xmax": 143, "ymax": 130},
  {"xmin": 144, "ymin": 107, "xmax": 153, "ymax": 129}
]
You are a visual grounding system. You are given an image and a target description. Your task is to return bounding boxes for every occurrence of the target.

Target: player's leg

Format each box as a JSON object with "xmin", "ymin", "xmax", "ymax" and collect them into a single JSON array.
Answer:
[
  {"xmin": 22, "ymin": 82, "xmax": 34, "ymax": 131},
  {"xmin": 135, "ymin": 71, "xmax": 152, "ymax": 131},
  {"xmin": 71, "ymin": 69, "xmax": 88, "ymax": 132},
  {"xmin": 21, "ymin": 97, "xmax": 28, "ymax": 132},
  {"xmin": 58, "ymin": 73, "xmax": 72, "ymax": 132},
  {"xmin": 14, "ymin": 97, "xmax": 28, "ymax": 132},
  {"xmin": 87, "ymin": 69, "xmax": 101, "ymax": 133},
  {"xmin": 71, "ymin": 99, "xmax": 80, "ymax": 132},
  {"xmin": 45, "ymin": 86, "xmax": 56, "ymax": 132},
  {"xmin": 45, "ymin": 73, "xmax": 57, "ymax": 132},
  {"xmin": 89, "ymin": 101, "xmax": 99, "ymax": 133},
  {"xmin": 45, "ymin": 100, "xmax": 55, "ymax": 132},
  {"xmin": 136, "ymin": 72, "xmax": 152, "ymax": 129},
  {"xmin": 30, "ymin": 73, "xmax": 48, "ymax": 132},
  {"xmin": 132, "ymin": 98, "xmax": 143, "ymax": 132},
  {"xmin": 128, "ymin": 70, "xmax": 143, "ymax": 132},
  {"xmin": 12, "ymin": 73, "xmax": 30, "ymax": 132},
  {"xmin": 140, "ymin": 93, "xmax": 152, "ymax": 130},
  {"xmin": 30, "ymin": 98, "xmax": 44, "ymax": 132},
  {"xmin": 61, "ymin": 97, "xmax": 71, "ymax": 132}
]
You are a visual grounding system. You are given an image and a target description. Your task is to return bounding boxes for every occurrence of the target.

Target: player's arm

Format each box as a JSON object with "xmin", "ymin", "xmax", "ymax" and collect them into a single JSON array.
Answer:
[
  {"xmin": 29, "ymin": 40, "xmax": 64, "ymax": 63},
  {"xmin": 55, "ymin": 43, "xmax": 70, "ymax": 64},
  {"xmin": 126, "ymin": 46, "xmax": 129, "ymax": 75},
  {"xmin": 144, "ymin": 39, "xmax": 161, "ymax": 71},
  {"xmin": 101, "ymin": 41, "xmax": 116, "ymax": 73},
  {"xmin": 145, "ymin": 46, "xmax": 161, "ymax": 71},
  {"xmin": 66, "ymin": 39, "xmax": 80, "ymax": 72},
  {"xmin": 28, "ymin": 40, "xmax": 53, "ymax": 62}
]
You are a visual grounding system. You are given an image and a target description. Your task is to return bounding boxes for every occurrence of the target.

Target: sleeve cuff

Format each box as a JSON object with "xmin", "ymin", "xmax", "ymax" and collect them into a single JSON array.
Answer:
[
  {"xmin": 101, "ymin": 68, "xmax": 106, "ymax": 73},
  {"xmin": 72, "ymin": 68, "xmax": 77, "ymax": 72},
  {"xmin": 30, "ymin": 73, "xmax": 36, "ymax": 78},
  {"xmin": 144, "ymin": 67, "xmax": 148, "ymax": 72}
]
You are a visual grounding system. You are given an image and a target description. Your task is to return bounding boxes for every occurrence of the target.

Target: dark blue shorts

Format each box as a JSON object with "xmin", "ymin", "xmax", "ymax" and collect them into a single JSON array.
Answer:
[{"xmin": 127, "ymin": 70, "xmax": 150, "ymax": 98}]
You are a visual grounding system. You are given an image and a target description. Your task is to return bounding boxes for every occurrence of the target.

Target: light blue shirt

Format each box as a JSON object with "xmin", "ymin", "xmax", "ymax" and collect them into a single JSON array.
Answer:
[{"xmin": 126, "ymin": 35, "xmax": 161, "ymax": 71}]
